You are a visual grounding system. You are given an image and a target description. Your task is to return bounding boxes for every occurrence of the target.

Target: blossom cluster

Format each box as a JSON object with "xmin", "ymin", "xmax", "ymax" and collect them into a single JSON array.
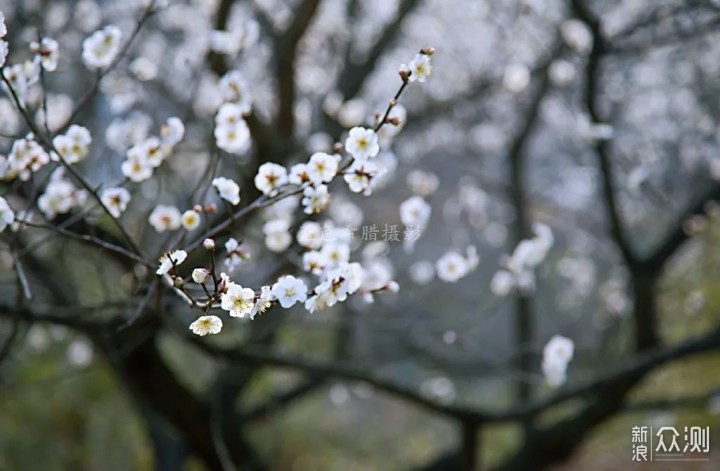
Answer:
[
  {"xmin": 541, "ymin": 335, "xmax": 574, "ymax": 387},
  {"xmin": 490, "ymin": 223, "xmax": 554, "ymax": 296}
]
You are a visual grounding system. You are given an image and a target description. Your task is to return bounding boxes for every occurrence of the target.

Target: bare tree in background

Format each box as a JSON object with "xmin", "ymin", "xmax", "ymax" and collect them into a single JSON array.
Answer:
[{"xmin": 2, "ymin": 0, "xmax": 720, "ymax": 470}]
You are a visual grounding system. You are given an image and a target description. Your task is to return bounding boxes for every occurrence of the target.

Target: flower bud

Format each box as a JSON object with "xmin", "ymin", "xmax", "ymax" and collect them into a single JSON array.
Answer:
[
  {"xmin": 386, "ymin": 281, "xmax": 400, "ymax": 293},
  {"xmin": 174, "ymin": 276, "xmax": 184, "ymax": 288},
  {"xmin": 203, "ymin": 238, "xmax": 216, "ymax": 250},
  {"xmin": 420, "ymin": 47, "xmax": 435, "ymax": 56}
]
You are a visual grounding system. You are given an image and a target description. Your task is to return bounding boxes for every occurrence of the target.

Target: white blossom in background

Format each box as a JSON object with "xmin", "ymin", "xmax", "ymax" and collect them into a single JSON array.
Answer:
[
  {"xmin": 221, "ymin": 282, "xmax": 255, "ymax": 318},
  {"xmin": 0, "ymin": 40, "xmax": 8, "ymax": 69},
  {"xmin": 160, "ymin": 117, "xmax": 185, "ymax": 146},
  {"xmin": 224, "ymin": 237, "xmax": 248, "ymax": 269},
  {"xmin": 503, "ymin": 63, "xmax": 530, "ymax": 93},
  {"xmin": 0, "ymin": 11, "xmax": 6, "ymax": 38},
  {"xmin": 542, "ymin": 335, "xmax": 574, "ymax": 387},
  {"xmin": 38, "ymin": 170, "xmax": 87, "ymax": 219},
  {"xmin": 560, "ymin": 19, "xmax": 593, "ymax": 54},
  {"xmin": 156, "ymin": 250, "xmax": 188, "ymax": 276},
  {"xmin": 219, "ymin": 70, "xmax": 252, "ymax": 111},
  {"xmin": 82, "ymin": 25, "xmax": 122, "ymax": 69},
  {"xmin": 272, "ymin": 275, "xmax": 308, "ymax": 308},
  {"xmin": 491, "ymin": 223, "xmax": 553, "ymax": 296},
  {"xmin": 296, "ymin": 221, "xmax": 323, "ymax": 250},
  {"xmin": 181, "ymin": 209, "xmax": 201, "ymax": 230},
  {"xmin": 263, "ymin": 219, "xmax": 292, "ymax": 252},
  {"xmin": 210, "ymin": 19, "xmax": 259, "ymax": 57},
  {"xmin": 345, "ymin": 127, "xmax": 380, "ymax": 161},
  {"xmin": 212, "ymin": 177, "xmax": 241, "ymax": 205},
  {"xmin": 30, "ymin": 37, "xmax": 60, "ymax": 71},
  {"xmin": 407, "ymin": 170, "xmax": 439, "ymax": 196},
  {"xmin": 0, "ymin": 196, "xmax": 14, "ymax": 232},
  {"xmin": 302, "ymin": 184, "xmax": 330, "ymax": 214},
  {"xmin": 436, "ymin": 251, "xmax": 468, "ymax": 282},
  {"xmin": 100, "ymin": 187, "xmax": 130, "ymax": 218},
  {"xmin": 215, "ymin": 103, "xmax": 251, "ymax": 153},
  {"xmin": 148, "ymin": 205, "xmax": 182, "ymax": 233},
  {"xmin": 189, "ymin": 315, "xmax": 223, "ymax": 336},
  {"xmin": 52, "ymin": 125, "xmax": 92, "ymax": 164},
  {"xmin": 400, "ymin": 196, "xmax": 431, "ymax": 227},
  {"xmin": 549, "ymin": 59, "xmax": 576, "ymax": 86},
  {"xmin": 255, "ymin": 162, "xmax": 288, "ymax": 196}
]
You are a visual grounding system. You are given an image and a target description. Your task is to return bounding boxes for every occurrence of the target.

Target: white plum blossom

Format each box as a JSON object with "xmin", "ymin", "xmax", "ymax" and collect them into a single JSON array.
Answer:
[
  {"xmin": 289, "ymin": 163, "xmax": 310, "ymax": 185},
  {"xmin": 542, "ymin": 335, "xmax": 574, "ymax": 387},
  {"xmin": 156, "ymin": 250, "xmax": 188, "ymax": 275},
  {"xmin": 345, "ymin": 127, "xmax": 380, "ymax": 161},
  {"xmin": 221, "ymin": 282, "xmax": 256, "ymax": 318},
  {"xmin": 30, "ymin": 37, "xmax": 60, "ymax": 72},
  {"xmin": 503, "ymin": 63, "xmax": 530, "ymax": 93},
  {"xmin": 303, "ymin": 250, "xmax": 328, "ymax": 275},
  {"xmin": 407, "ymin": 170, "xmax": 439, "ymax": 196},
  {"xmin": 160, "ymin": 117, "xmax": 185, "ymax": 146},
  {"xmin": 250, "ymin": 286, "xmax": 274, "ymax": 318},
  {"xmin": 254, "ymin": 162, "xmax": 288, "ymax": 196},
  {"xmin": 306, "ymin": 152, "xmax": 340, "ymax": 184},
  {"xmin": 297, "ymin": 221, "xmax": 323, "ymax": 250},
  {"xmin": 149, "ymin": 205, "xmax": 182, "ymax": 233},
  {"xmin": 212, "ymin": 177, "xmax": 241, "ymax": 205},
  {"xmin": 302, "ymin": 184, "xmax": 330, "ymax": 214},
  {"xmin": 82, "ymin": 25, "xmax": 122, "ymax": 69},
  {"xmin": 0, "ymin": 196, "xmax": 14, "ymax": 232},
  {"xmin": 344, "ymin": 160, "xmax": 378, "ymax": 195},
  {"xmin": 121, "ymin": 156, "xmax": 153, "ymax": 182},
  {"xmin": 189, "ymin": 315, "xmax": 223, "ymax": 336},
  {"xmin": 0, "ymin": 11, "xmax": 6, "ymax": 38},
  {"xmin": 100, "ymin": 187, "xmax": 130, "ymax": 218},
  {"xmin": 181, "ymin": 209, "xmax": 201, "ymax": 230},
  {"xmin": 192, "ymin": 268, "xmax": 210, "ymax": 284},
  {"xmin": 408, "ymin": 53, "xmax": 432, "ymax": 82},
  {"xmin": 272, "ymin": 275, "xmax": 308, "ymax": 308}
]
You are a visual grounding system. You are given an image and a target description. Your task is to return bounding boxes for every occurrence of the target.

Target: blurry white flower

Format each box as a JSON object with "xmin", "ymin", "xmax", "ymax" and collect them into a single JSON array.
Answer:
[
  {"xmin": 400, "ymin": 196, "xmax": 431, "ymax": 227},
  {"xmin": 549, "ymin": 60, "xmax": 576, "ymax": 86},
  {"xmin": 0, "ymin": 196, "xmax": 14, "ymax": 232},
  {"xmin": 215, "ymin": 103, "xmax": 251, "ymax": 153},
  {"xmin": 189, "ymin": 315, "xmax": 223, "ymax": 336},
  {"xmin": 149, "ymin": 205, "xmax": 182, "ymax": 232},
  {"xmin": 409, "ymin": 260, "xmax": 435, "ymax": 285},
  {"xmin": 53, "ymin": 125, "xmax": 92, "ymax": 164},
  {"xmin": 160, "ymin": 117, "xmax": 185, "ymax": 146},
  {"xmin": 297, "ymin": 221, "xmax": 323, "ymax": 249},
  {"xmin": 255, "ymin": 162, "xmax": 288, "ymax": 196},
  {"xmin": 100, "ymin": 187, "xmax": 130, "ymax": 218},
  {"xmin": 490, "ymin": 270, "xmax": 515, "ymax": 296},
  {"xmin": 121, "ymin": 156, "xmax": 153, "ymax": 182},
  {"xmin": 561, "ymin": 19, "xmax": 593, "ymax": 54},
  {"xmin": 181, "ymin": 209, "xmax": 201, "ymax": 230},
  {"xmin": 82, "ymin": 25, "xmax": 122, "ymax": 69},
  {"xmin": 219, "ymin": 70, "xmax": 252, "ymax": 111},
  {"xmin": 542, "ymin": 335, "xmax": 574, "ymax": 387},
  {"xmin": 272, "ymin": 275, "xmax": 308, "ymax": 308},
  {"xmin": 345, "ymin": 127, "xmax": 379, "ymax": 161},
  {"xmin": 503, "ymin": 63, "xmax": 530, "ymax": 93},
  {"xmin": 407, "ymin": 170, "xmax": 439, "ymax": 196},
  {"xmin": 156, "ymin": 250, "xmax": 187, "ymax": 275},
  {"xmin": 263, "ymin": 219, "xmax": 292, "ymax": 252},
  {"xmin": 0, "ymin": 11, "xmax": 6, "ymax": 38},
  {"xmin": 0, "ymin": 41, "xmax": 8, "ymax": 68},
  {"xmin": 30, "ymin": 37, "xmax": 59, "ymax": 71},
  {"xmin": 436, "ymin": 251, "xmax": 469, "ymax": 282},
  {"xmin": 212, "ymin": 177, "xmax": 241, "ymax": 205}
]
